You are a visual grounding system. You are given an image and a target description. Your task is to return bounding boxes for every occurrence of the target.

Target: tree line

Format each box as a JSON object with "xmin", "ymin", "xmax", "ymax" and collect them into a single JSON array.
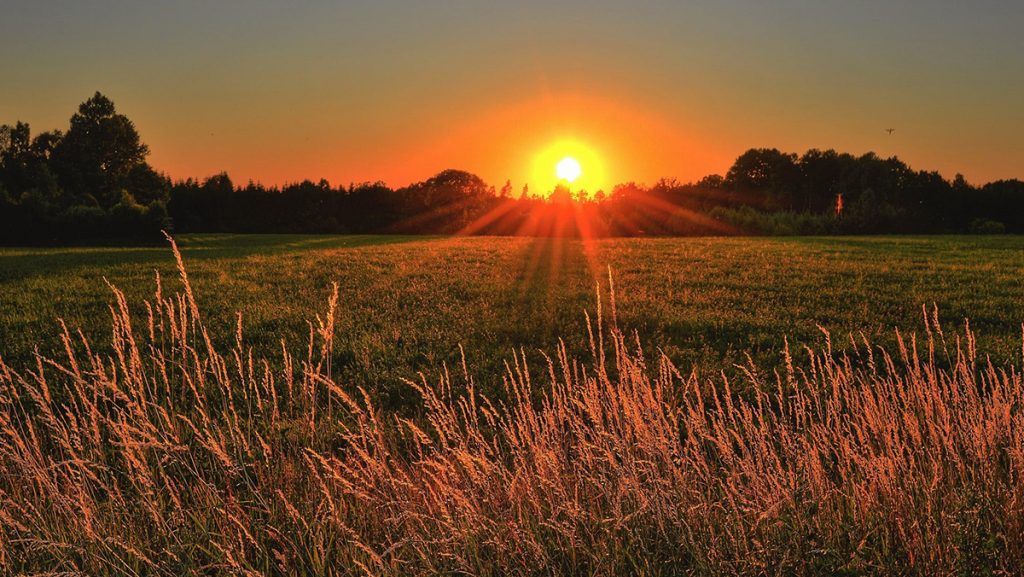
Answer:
[{"xmin": 2, "ymin": 93, "xmax": 1022, "ymax": 243}]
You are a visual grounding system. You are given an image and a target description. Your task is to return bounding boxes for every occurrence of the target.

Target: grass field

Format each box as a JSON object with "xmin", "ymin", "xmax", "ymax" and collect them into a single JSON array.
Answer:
[
  {"xmin": 2, "ymin": 233, "xmax": 1024, "ymax": 575},
  {"xmin": 1, "ymin": 234, "xmax": 1021, "ymax": 408}
]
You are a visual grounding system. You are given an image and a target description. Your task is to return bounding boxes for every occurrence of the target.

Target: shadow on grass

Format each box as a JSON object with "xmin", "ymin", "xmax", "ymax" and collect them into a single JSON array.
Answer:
[{"xmin": 0, "ymin": 234, "xmax": 429, "ymax": 283}]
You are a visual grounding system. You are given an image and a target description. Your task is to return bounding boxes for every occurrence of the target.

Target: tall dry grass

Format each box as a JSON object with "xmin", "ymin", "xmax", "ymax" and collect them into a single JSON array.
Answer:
[{"xmin": 1, "ymin": 236, "xmax": 1022, "ymax": 576}]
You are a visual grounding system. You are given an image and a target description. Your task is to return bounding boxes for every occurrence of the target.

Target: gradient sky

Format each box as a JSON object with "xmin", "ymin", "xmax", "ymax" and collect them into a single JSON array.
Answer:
[{"xmin": 2, "ymin": 0, "xmax": 1022, "ymax": 192}]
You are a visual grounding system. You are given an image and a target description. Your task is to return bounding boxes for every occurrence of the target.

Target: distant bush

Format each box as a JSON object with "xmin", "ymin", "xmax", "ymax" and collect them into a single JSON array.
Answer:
[
  {"xmin": 56, "ymin": 204, "xmax": 107, "ymax": 238},
  {"xmin": 709, "ymin": 206, "xmax": 836, "ymax": 235},
  {"xmin": 968, "ymin": 218, "xmax": 1006, "ymax": 234}
]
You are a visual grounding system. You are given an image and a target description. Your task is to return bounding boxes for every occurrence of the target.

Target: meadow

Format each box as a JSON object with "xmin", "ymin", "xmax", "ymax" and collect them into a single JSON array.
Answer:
[
  {"xmin": 1, "ymin": 234, "xmax": 1021, "ymax": 409},
  {"xmin": 1, "ymin": 234, "xmax": 1023, "ymax": 575}
]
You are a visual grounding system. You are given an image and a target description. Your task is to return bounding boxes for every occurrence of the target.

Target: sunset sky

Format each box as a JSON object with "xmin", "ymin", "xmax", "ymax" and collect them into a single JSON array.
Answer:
[{"xmin": 2, "ymin": 0, "xmax": 1022, "ymax": 193}]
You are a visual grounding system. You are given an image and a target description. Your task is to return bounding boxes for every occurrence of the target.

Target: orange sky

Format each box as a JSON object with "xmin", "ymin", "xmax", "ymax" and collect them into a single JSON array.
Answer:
[
  {"xmin": 364, "ymin": 93, "xmax": 731, "ymax": 194},
  {"xmin": 129, "ymin": 83, "xmax": 742, "ymax": 194},
  {"xmin": 2, "ymin": 1, "xmax": 1023, "ymax": 192}
]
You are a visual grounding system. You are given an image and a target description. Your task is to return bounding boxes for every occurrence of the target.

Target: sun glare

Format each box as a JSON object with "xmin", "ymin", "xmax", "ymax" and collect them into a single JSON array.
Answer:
[
  {"xmin": 530, "ymin": 138, "xmax": 607, "ymax": 197},
  {"xmin": 555, "ymin": 157, "xmax": 582, "ymax": 183}
]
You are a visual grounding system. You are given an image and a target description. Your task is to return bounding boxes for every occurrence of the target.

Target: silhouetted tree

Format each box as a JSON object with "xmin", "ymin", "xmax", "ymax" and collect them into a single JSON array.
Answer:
[
  {"xmin": 798, "ymin": 149, "xmax": 849, "ymax": 212},
  {"xmin": 549, "ymin": 183, "xmax": 572, "ymax": 204},
  {"xmin": 51, "ymin": 92, "xmax": 150, "ymax": 209},
  {"xmin": 394, "ymin": 169, "xmax": 493, "ymax": 233},
  {"xmin": 726, "ymin": 148, "xmax": 802, "ymax": 210}
]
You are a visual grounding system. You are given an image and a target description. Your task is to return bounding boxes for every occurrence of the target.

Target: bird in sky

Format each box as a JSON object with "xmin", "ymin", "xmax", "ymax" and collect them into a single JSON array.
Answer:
[{"xmin": 885, "ymin": 128, "xmax": 896, "ymax": 136}]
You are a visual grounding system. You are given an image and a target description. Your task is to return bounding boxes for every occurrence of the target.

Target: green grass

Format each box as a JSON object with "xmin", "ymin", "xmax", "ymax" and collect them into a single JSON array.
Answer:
[{"xmin": 1, "ymin": 234, "xmax": 1021, "ymax": 409}]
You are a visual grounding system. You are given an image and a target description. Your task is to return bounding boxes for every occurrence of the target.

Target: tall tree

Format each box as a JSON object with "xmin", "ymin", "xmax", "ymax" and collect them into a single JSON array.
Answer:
[{"xmin": 51, "ymin": 92, "xmax": 150, "ymax": 208}]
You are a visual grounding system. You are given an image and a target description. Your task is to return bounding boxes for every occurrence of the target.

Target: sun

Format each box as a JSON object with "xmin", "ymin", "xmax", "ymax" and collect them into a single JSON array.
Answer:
[
  {"xmin": 555, "ymin": 156, "xmax": 582, "ymax": 183},
  {"xmin": 530, "ymin": 138, "xmax": 607, "ymax": 196}
]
